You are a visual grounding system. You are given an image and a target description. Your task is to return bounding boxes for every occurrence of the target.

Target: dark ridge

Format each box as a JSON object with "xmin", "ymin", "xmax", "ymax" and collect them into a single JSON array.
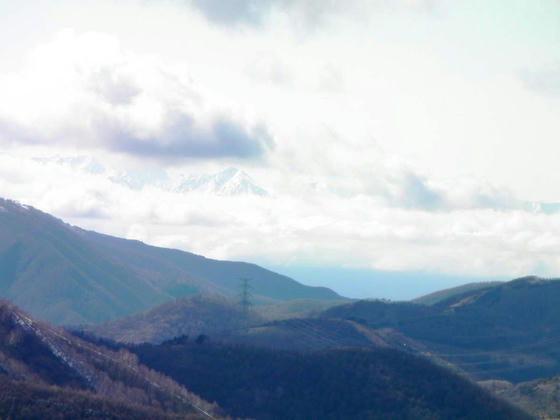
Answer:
[
  {"xmin": 130, "ymin": 339, "xmax": 533, "ymax": 420},
  {"xmin": 0, "ymin": 297, "xmax": 223, "ymax": 419},
  {"xmin": 322, "ymin": 277, "xmax": 560, "ymax": 382},
  {"xmin": 0, "ymin": 301, "xmax": 89, "ymax": 389}
]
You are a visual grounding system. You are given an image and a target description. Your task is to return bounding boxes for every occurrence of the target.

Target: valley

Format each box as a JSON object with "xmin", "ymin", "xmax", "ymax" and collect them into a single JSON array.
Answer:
[{"xmin": 1, "ymin": 2, "xmax": 557, "ymax": 418}]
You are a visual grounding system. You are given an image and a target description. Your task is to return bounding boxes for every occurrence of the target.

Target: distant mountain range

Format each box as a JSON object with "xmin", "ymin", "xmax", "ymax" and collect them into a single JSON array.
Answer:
[
  {"xmin": 0, "ymin": 198, "xmax": 342, "ymax": 325},
  {"xmin": 34, "ymin": 156, "xmax": 269, "ymax": 197},
  {"xmin": 173, "ymin": 167, "xmax": 268, "ymax": 196},
  {"xmin": 111, "ymin": 166, "xmax": 269, "ymax": 196}
]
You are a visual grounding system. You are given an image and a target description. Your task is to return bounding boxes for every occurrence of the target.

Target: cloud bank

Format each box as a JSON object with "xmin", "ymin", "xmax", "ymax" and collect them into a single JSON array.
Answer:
[
  {"xmin": 0, "ymin": 30, "xmax": 272, "ymax": 160},
  {"xmin": 2, "ymin": 150, "xmax": 559, "ymax": 280},
  {"xmin": 0, "ymin": 0, "xmax": 559, "ymax": 284}
]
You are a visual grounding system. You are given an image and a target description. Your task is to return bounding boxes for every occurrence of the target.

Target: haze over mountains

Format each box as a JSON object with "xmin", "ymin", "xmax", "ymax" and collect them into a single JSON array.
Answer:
[
  {"xmin": 1, "ymin": 1, "xmax": 558, "ymax": 418},
  {"xmin": 1, "ymin": 197, "xmax": 557, "ymax": 418},
  {"xmin": 0, "ymin": 198, "xmax": 341, "ymax": 325},
  {"xmin": 35, "ymin": 157, "xmax": 269, "ymax": 197}
]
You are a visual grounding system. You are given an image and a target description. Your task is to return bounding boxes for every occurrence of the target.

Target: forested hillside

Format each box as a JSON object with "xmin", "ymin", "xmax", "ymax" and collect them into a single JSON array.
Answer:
[
  {"xmin": 412, "ymin": 281, "xmax": 503, "ymax": 305},
  {"xmin": 0, "ymin": 298, "xmax": 221, "ymax": 419},
  {"xmin": 480, "ymin": 376, "xmax": 560, "ymax": 420},
  {"xmin": 0, "ymin": 378, "xmax": 202, "ymax": 420},
  {"xmin": 129, "ymin": 338, "xmax": 532, "ymax": 420},
  {"xmin": 322, "ymin": 276, "xmax": 560, "ymax": 382}
]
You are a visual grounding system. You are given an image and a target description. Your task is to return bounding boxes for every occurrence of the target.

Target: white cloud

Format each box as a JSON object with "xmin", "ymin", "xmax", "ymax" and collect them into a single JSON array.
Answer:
[
  {"xmin": 2, "ymin": 150, "xmax": 560, "ymax": 279},
  {"xmin": 187, "ymin": 0, "xmax": 440, "ymax": 29},
  {"xmin": 0, "ymin": 0, "xmax": 559, "ymax": 282},
  {"xmin": 0, "ymin": 30, "xmax": 272, "ymax": 160}
]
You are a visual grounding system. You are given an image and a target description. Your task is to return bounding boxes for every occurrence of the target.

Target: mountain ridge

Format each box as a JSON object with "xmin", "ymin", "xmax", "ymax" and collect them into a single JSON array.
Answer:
[
  {"xmin": 321, "ymin": 276, "xmax": 560, "ymax": 382},
  {"xmin": 0, "ymin": 297, "xmax": 220, "ymax": 419},
  {"xmin": 0, "ymin": 197, "xmax": 342, "ymax": 325}
]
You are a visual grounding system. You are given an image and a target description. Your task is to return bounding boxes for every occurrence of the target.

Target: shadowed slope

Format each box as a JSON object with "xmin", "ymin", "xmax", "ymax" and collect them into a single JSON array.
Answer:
[
  {"xmin": 322, "ymin": 277, "xmax": 560, "ymax": 382},
  {"xmin": 131, "ymin": 339, "xmax": 533, "ymax": 420},
  {"xmin": 0, "ymin": 297, "xmax": 221, "ymax": 419},
  {"xmin": 0, "ymin": 378, "xmax": 203, "ymax": 420}
]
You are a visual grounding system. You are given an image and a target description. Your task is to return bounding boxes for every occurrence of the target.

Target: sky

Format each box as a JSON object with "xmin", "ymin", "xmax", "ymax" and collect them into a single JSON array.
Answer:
[{"xmin": 1, "ymin": 0, "xmax": 559, "ymax": 298}]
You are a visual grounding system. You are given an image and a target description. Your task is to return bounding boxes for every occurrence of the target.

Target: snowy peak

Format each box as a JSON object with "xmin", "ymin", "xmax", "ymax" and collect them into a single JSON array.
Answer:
[
  {"xmin": 175, "ymin": 167, "xmax": 268, "ymax": 196},
  {"xmin": 33, "ymin": 155, "xmax": 105, "ymax": 174}
]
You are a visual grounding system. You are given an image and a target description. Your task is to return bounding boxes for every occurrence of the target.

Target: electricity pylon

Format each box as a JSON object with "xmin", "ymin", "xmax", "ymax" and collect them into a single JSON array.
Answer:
[{"xmin": 238, "ymin": 277, "xmax": 252, "ymax": 315}]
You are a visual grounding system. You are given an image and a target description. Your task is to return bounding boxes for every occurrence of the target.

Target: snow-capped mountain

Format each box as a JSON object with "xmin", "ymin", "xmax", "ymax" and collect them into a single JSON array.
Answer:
[
  {"xmin": 109, "ymin": 167, "xmax": 170, "ymax": 190},
  {"xmin": 33, "ymin": 155, "xmax": 105, "ymax": 174},
  {"xmin": 175, "ymin": 167, "xmax": 268, "ymax": 196}
]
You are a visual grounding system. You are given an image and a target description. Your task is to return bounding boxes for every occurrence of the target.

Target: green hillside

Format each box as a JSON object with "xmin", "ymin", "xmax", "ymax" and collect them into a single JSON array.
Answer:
[{"xmin": 0, "ymin": 198, "xmax": 342, "ymax": 324}]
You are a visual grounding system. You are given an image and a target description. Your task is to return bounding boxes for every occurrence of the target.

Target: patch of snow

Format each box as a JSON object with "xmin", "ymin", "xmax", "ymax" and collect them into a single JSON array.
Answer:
[
  {"xmin": 11, "ymin": 312, "xmax": 79, "ymax": 378},
  {"xmin": 175, "ymin": 167, "xmax": 268, "ymax": 196},
  {"xmin": 109, "ymin": 167, "xmax": 169, "ymax": 190}
]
